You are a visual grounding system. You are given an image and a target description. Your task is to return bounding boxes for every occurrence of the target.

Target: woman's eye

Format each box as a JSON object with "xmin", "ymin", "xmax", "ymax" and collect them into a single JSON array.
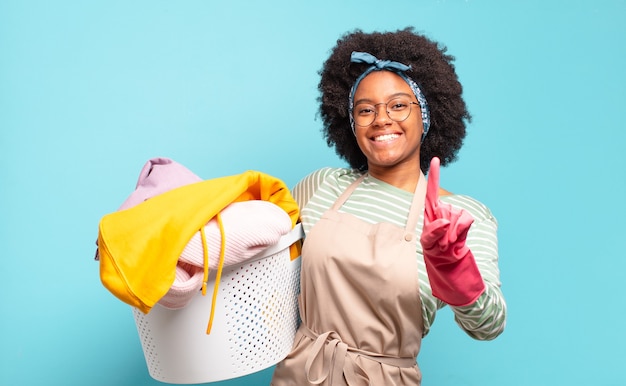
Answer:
[
  {"xmin": 390, "ymin": 101, "xmax": 408, "ymax": 110},
  {"xmin": 357, "ymin": 106, "xmax": 375, "ymax": 115}
]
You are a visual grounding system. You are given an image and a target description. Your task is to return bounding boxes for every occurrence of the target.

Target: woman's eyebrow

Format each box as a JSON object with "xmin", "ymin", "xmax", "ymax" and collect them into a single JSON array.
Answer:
[{"xmin": 353, "ymin": 92, "xmax": 414, "ymax": 105}]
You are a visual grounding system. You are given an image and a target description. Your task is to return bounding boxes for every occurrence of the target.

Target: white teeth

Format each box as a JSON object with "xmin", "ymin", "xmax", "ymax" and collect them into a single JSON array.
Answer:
[{"xmin": 374, "ymin": 134, "xmax": 399, "ymax": 142}]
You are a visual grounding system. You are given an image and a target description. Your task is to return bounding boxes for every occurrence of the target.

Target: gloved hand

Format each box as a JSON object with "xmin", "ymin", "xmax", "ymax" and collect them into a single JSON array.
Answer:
[{"xmin": 420, "ymin": 157, "xmax": 485, "ymax": 306}]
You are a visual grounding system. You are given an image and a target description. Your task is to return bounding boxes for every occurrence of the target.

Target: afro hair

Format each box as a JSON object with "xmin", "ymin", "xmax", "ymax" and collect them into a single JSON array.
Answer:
[{"xmin": 318, "ymin": 27, "xmax": 472, "ymax": 173}]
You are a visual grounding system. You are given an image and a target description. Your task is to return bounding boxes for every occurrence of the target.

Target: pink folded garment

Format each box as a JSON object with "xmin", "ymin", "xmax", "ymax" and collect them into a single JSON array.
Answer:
[
  {"xmin": 118, "ymin": 157, "xmax": 203, "ymax": 211},
  {"xmin": 157, "ymin": 262, "xmax": 204, "ymax": 309},
  {"xmin": 158, "ymin": 199, "xmax": 292, "ymax": 310}
]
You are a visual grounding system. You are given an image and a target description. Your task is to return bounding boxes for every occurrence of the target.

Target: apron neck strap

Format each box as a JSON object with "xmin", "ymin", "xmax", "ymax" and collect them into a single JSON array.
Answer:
[
  {"xmin": 332, "ymin": 172, "xmax": 427, "ymax": 232},
  {"xmin": 332, "ymin": 174, "xmax": 367, "ymax": 210},
  {"xmin": 405, "ymin": 171, "xmax": 426, "ymax": 232}
]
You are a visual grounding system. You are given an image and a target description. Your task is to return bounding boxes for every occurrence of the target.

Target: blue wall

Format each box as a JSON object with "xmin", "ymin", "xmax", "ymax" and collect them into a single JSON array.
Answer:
[{"xmin": 1, "ymin": 1, "xmax": 625, "ymax": 385}]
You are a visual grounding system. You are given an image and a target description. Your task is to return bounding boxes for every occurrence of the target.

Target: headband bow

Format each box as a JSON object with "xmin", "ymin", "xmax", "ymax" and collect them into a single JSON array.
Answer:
[
  {"xmin": 348, "ymin": 51, "xmax": 430, "ymax": 141},
  {"xmin": 350, "ymin": 51, "xmax": 411, "ymax": 72}
]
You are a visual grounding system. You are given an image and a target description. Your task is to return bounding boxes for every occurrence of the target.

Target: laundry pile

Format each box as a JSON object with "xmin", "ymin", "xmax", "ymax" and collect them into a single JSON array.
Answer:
[{"xmin": 95, "ymin": 158, "xmax": 300, "ymax": 324}]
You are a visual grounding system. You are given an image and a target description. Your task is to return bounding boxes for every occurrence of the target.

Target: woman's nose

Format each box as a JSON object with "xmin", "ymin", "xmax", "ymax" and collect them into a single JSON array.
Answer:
[{"xmin": 372, "ymin": 104, "xmax": 392, "ymax": 126}]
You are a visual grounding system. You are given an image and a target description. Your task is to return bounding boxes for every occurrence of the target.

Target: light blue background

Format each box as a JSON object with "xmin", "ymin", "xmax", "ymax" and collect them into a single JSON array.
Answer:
[{"xmin": 1, "ymin": 0, "xmax": 625, "ymax": 385}]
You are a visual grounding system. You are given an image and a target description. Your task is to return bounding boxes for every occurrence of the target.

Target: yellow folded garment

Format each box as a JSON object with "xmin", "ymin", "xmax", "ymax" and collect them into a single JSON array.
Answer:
[{"xmin": 97, "ymin": 170, "xmax": 299, "ymax": 314}]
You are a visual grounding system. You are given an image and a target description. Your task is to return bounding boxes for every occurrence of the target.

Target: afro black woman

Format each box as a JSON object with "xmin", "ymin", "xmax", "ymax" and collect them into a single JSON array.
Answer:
[{"xmin": 271, "ymin": 27, "xmax": 506, "ymax": 385}]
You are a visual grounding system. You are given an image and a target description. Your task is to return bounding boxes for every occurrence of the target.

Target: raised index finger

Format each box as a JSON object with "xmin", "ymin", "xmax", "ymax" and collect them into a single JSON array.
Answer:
[{"xmin": 424, "ymin": 157, "xmax": 440, "ymax": 219}]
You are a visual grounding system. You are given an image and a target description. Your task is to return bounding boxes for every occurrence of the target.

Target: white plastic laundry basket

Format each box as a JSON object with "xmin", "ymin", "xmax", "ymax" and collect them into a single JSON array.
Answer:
[{"xmin": 132, "ymin": 224, "xmax": 303, "ymax": 384}]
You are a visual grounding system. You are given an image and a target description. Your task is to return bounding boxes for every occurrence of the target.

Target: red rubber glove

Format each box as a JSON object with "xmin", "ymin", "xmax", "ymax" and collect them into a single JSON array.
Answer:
[{"xmin": 420, "ymin": 157, "xmax": 485, "ymax": 306}]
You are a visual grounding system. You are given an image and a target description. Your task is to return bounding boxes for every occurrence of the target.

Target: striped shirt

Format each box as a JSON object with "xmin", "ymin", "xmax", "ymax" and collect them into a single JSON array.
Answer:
[{"xmin": 292, "ymin": 167, "xmax": 506, "ymax": 340}]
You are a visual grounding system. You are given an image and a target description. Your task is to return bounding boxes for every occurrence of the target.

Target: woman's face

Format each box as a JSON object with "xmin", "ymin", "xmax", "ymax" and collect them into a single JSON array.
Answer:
[{"xmin": 352, "ymin": 71, "xmax": 424, "ymax": 174}]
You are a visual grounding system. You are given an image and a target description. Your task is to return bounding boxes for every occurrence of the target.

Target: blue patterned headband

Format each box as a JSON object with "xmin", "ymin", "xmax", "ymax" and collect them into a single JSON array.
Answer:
[{"xmin": 348, "ymin": 51, "xmax": 430, "ymax": 140}]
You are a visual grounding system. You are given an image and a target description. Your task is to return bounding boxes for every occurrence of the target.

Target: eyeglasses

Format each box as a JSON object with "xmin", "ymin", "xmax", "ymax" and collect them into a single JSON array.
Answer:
[{"xmin": 352, "ymin": 98, "xmax": 420, "ymax": 127}]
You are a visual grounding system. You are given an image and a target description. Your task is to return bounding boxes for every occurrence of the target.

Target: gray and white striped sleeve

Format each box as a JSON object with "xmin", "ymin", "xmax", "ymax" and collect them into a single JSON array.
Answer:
[{"xmin": 443, "ymin": 196, "xmax": 506, "ymax": 340}]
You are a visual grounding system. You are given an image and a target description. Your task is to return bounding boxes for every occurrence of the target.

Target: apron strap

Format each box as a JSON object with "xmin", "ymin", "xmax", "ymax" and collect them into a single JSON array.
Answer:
[
  {"xmin": 331, "ymin": 172, "xmax": 427, "ymax": 233},
  {"xmin": 301, "ymin": 325, "xmax": 417, "ymax": 386},
  {"xmin": 405, "ymin": 171, "xmax": 427, "ymax": 232},
  {"xmin": 331, "ymin": 174, "xmax": 367, "ymax": 211}
]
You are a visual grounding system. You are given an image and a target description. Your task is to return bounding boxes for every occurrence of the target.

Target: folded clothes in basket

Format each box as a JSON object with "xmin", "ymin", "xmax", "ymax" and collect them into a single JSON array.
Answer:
[
  {"xmin": 159, "ymin": 200, "xmax": 292, "ymax": 310},
  {"xmin": 97, "ymin": 157, "xmax": 299, "ymax": 315}
]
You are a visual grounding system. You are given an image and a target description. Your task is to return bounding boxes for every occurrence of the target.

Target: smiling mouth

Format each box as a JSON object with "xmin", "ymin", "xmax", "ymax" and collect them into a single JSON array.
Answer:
[{"xmin": 373, "ymin": 133, "xmax": 400, "ymax": 142}]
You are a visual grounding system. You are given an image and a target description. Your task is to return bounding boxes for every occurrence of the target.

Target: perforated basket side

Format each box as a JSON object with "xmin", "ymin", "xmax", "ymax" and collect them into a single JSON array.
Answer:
[
  {"xmin": 131, "ymin": 226, "xmax": 303, "ymax": 384},
  {"xmin": 223, "ymin": 250, "xmax": 301, "ymax": 375},
  {"xmin": 133, "ymin": 308, "xmax": 164, "ymax": 381}
]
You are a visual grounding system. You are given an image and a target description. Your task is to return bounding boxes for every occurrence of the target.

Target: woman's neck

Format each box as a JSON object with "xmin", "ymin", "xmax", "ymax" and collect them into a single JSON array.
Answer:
[{"xmin": 367, "ymin": 164, "xmax": 422, "ymax": 192}]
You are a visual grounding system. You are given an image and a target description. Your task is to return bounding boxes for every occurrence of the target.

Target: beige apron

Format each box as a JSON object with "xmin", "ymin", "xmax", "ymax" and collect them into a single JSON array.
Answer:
[{"xmin": 272, "ymin": 174, "xmax": 426, "ymax": 385}]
